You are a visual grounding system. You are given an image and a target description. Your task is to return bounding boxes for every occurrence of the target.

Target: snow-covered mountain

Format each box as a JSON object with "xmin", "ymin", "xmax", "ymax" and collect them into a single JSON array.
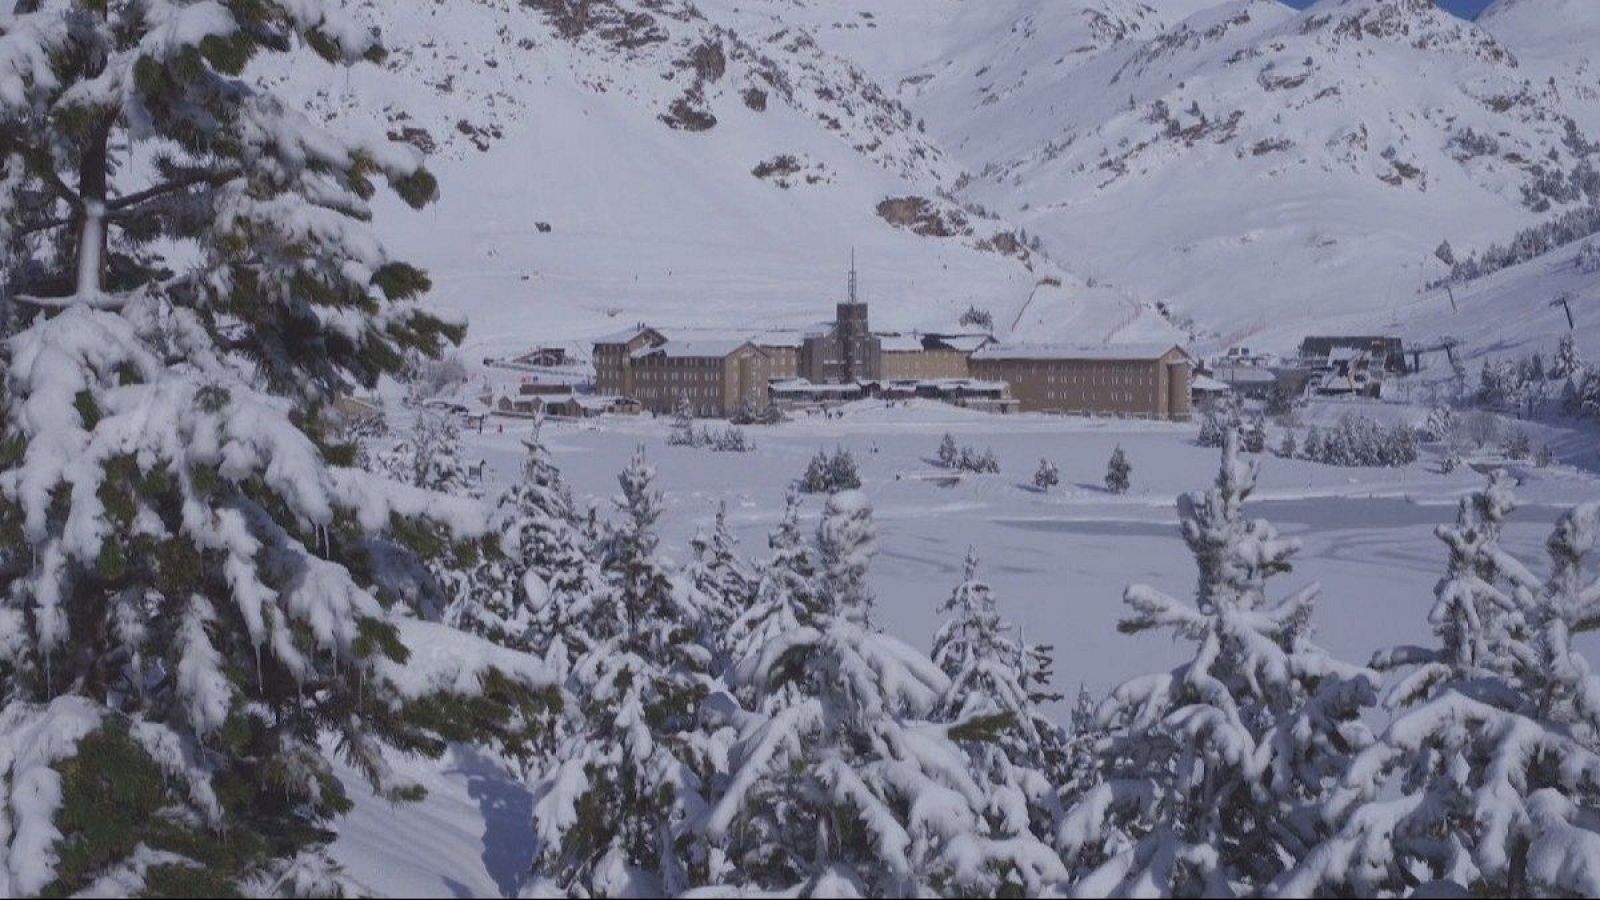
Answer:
[
  {"xmin": 265, "ymin": 0, "xmax": 1599, "ymax": 359},
  {"xmin": 869, "ymin": 0, "xmax": 1600, "ymax": 348},
  {"xmin": 1478, "ymin": 0, "xmax": 1600, "ymax": 132},
  {"xmin": 257, "ymin": 0, "xmax": 1183, "ymax": 363}
]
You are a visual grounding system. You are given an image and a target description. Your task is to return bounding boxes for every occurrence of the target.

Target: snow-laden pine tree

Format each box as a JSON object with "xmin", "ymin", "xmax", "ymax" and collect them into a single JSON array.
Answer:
[
  {"xmin": 1105, "ymin": 445, "xmax": 1131, "ymax": 494},
  {"xmin": 527, "ymin": 448, "xmax": 716, "ymax": 897},
  {"xmin": 449, "ymin": 419, "xmax": 599, "ymax": 674},
  {"xmin": 1062, "ymin": 432, "xmax": 1377, "ymax": 896},
  {"xmin": 1553, "ymin": 333, "xmax": 1586, "ymax": 381},
  {"xmin": 939, "ymin": 432, "xmax": 960, "ymax": 469},
  {"xmin": 0, "ymin": 3, "xmax": 553, "ymax": 893},
  {"xmin": 686, "ymin": 501, "xmax": 755, "ymax": 670},
  {"xmin": 668, "ymin": 394, "xmax": 700, "ymax": 447},
  {"xmin": 704, "ymin": 492, "xmax": 1067, "ymax": 896},
  {"xmin": 1280, "ymin": 482, "xmax": 1600, "ymax": 897},
  {"xmin": 378, "ymin": 409, "xmax": 482, "ymax": 496},
  {"xmin": 377, "ymin": 408, "xmax": 487, "ymax": 622},
  {"xmin": 1034, "ymin": 458, "xmax": 1060, "ymax": 492},
  {"xmin": 931, "ymin": 549, "xmax": 1069, "ymax": 882},
  {"xmin": 934, "ymin": 549, "xmax": 1064, "ymax": 769},
  {"xmin": 725, "ymin": 490, "xmax": 816, "ymax": 690}
]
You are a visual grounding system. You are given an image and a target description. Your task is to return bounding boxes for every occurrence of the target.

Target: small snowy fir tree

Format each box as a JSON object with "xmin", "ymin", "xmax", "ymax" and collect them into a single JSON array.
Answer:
[
  {"xmin": 932, "ymin": 550, "xmax": 1069, "ymax": 865},
  {"xmin": 1034, "ymin": 458, "xmax": 1061, "ymax": 492},
  {"xmin": 1062, "ymin": 432, "xmax": 1377, "ymax": 896},
  {"xmin": 705, "ymin": 493, "xmax": 1067, "ymax": 896},
  {"xmin": 667, "ymin": 395, "xmax": 701, "ymax": 447},
  {"xmin": 1442, "ymin": 449, "xmax": 1463, "ymax": 474},
  {"xmin": 379, "ymin": 410, "xmax": 482, "ymax": 495},
  {"xmin": 1197, "ymin": 404, "xmax": 1242, "ymax": 449},
  {"xmin": 938, "ymin": 432, "xmax": 961, "ymax": 469},
  {"xmin": 527, "ymin": 449, "xmax": 716, "ymax": 896},
  {"xmin": 1423, "ymin": 404, "xmax": 1460, "ymax": 444},
  {"xmin": 0, "ymin": 4, "xmax": 555, "ymax": 894},
  {"xmin": 1104, "ymin": 445, "xmax": 1131, "ymax": 494},
  {"xmin": 800, "ymin": 446, "xmax": 861, "ymax": 494},
  {"xmin": 1279, "ymin": 429, "xmax": 1298, "ymax": 459},
  {"xmin": 1503, "ymin": 427, "xmax": 1533, "ymax": 461},
  {"xmin": 1243, "ymin": 415, "xmax": 1268, "ymax": 454},
  {"xmin": 454, "ymin": 420, "xmax": 599, "ymax": 674},
  {"xmin": 686, "ymin": 501, "xmax": 756, "ymax": 670},
  {"xmin": 1282, "ymin": 483, "xmax": 1600, "ymax": 897},
  {"xmin": 726, "ymin": 491, "xmax": 817, "ymax": 690},
  {"xmin": 1536, "ymin": 442, "xmax": 1556, "ymax": 468}
]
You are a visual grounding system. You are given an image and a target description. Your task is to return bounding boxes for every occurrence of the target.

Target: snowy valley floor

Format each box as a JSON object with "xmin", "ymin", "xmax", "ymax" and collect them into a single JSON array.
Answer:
[{"xmin": 333, "ymin": 399, "xmax": 1600, "ymax": 896}]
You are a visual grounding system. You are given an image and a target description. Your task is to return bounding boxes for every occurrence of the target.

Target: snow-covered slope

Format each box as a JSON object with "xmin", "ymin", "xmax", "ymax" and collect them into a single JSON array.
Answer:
[
  {"xmin": 1478, "ymin": 0, "xmax": 1600, "ymax": 132},
  {"xmin": 257, "ymin": 0, "xmax": 1182, "ymax": 362},
  {"xmin": 1387, "ymin": 237, "xmax": 1600, "ymax": 381},
  {"xmin": 257, "ymin": 0, "xmax": 1598, "ymax": 363},
  {"xmin": 866, "ymin": 0, "xmax": 1600, "ymax": 351}
]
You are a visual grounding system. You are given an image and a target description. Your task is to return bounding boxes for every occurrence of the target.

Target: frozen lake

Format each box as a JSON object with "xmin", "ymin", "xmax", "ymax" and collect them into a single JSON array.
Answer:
[{"xmin": 459, "ymin": 401, "xmax": 1599, "ymax": 712}]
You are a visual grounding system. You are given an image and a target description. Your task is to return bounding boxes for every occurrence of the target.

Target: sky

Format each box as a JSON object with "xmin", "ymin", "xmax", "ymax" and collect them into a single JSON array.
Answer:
[{"xmin": 1282, "ymin": 0, "xmax": 1495, "ymax": 17}]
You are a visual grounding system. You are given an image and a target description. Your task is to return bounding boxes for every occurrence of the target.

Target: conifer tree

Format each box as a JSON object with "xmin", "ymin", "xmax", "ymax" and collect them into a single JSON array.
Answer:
[
  {"xmin": 668, "ymin": 395, "xmax": 700, "ymax": 447},
  {"xmin": 1105, "ymin": 445, "xmax": 1131, "ymax": 494},
  {"xmin": 1062, "ymin": 432, "xmax": 1377, "ymax": 896},
  {"xmin": 379, "ymin": 410, "xmax": 482, "ymax": 496},
  {"xmin": 726, "ymin": 491, "xmax": 817, "ymax": 688},
  {"xmin": 1553, "ymin": 332, "xmax": 1586, "ymax": 381},
  {"xmin": 686, "ymin": 501, "xmax": 755, "ymax": 669},
  {"xmin": 706, "ymin": 493, "xmax": 1066, "ymax": 896},
  {"xmin": 1034, "ymin": 458, "xmax": 1060, "ymax": 492},
  {"xmin": 932, "ymin": 549, "xmax": 1069, "ymax": 875},
  {"xmin": 0, "ymin": 4, "xmax": 550, "ymax": 892},
  {"xmin": 449, "ymin": 419, "xmax": 598, "ymax": 672},
  {"xmin": 1283, "ymin": 484, "xmax": 1600, "ymax": 897},
  {"xmin": 528, "ymin": 449, "xmax": 715, "ymax": 896},
  {"xmin": 939, "ymin": 432, "xmax": 960, "ymax": 469}
]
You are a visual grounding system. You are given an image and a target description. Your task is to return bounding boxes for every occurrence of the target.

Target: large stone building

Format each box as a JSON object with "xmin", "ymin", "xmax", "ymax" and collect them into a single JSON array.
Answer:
[
  {"xmin": 879, "ymin": 333, "xmax": 991, "ymax": 380},
  {"xmin": 591, "ymin": 325, "xmax": 663, "ymax": 399},
  {"xmin": 970, "ymin": 343, "xmax": 1192, "ymax": 420},
  {"xmin": 630, "ymin": 339, "xmax": 778, "ymax": 417},
  {"xmin": 591, "ymin": 307, "xmax": 1190, "ymax": 421},
  {"xmin": 800, "ymin": 301, "xmax": 882, "ymax": 383}
]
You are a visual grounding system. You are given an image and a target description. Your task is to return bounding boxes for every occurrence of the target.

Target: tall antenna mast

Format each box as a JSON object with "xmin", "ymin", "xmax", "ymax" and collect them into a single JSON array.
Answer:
[{"xmin": 848, "ymin": 247, "xmax": 858, "ymax": 304}]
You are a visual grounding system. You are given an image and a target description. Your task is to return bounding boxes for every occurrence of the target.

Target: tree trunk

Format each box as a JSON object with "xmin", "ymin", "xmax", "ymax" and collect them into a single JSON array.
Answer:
[{"xmin": 73, "ymin": 115, "xmax": 114, "ymax": 299}]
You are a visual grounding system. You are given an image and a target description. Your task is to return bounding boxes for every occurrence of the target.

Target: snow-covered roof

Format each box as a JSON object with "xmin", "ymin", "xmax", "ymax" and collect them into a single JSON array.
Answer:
[
  {"xmin": 770, "ymin": 379, "xmax": 861, "ymax": 394},
  {"xmin": 972, "ymin": 342, "xmax": 1186, "ymax": 362},
  {"xmin": 1213, "ymin": 366, "xmax": 1278, "ymax": 384},
  {"xmin": 750, "ymin": 330, "xmax": 808, "ymax": 348},
  {"xmin": 593, "ymin": 325, "xmax": 656, "ymax": 344},
  {"xmin": 935, "ymin": 334, "xmax": 994, "ymax": 353},
  {"xmin": 879, "ymin": 334, "xmax": 927, "ymax": 352},
  {"xmin": 633, "ymin": 339, "xmax": 758, "ymax": 360},
  {"xmin": 1191, "ymin": 375, "xmax": 1231, "ymax": 392}
]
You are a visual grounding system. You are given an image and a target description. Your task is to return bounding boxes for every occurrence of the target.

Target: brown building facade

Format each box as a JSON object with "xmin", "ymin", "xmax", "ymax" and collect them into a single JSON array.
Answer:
[
  {"xmin": 592, "ymin": 326, "xmax": 664, "ymax": 399},
  {"xmin": 800, "ymin": 302, "xmax": 882, "ymax": 383},
  {"xmin": 628, "ymin": 340, "xmax": 778, "ymax": 417},
  {"xmin": 878, "ymin": 333, "xmax": 989, "ymax": 381},
  {"xmin": 970, "ymin": 344, "xmax": 1192, "ymax": 420}
]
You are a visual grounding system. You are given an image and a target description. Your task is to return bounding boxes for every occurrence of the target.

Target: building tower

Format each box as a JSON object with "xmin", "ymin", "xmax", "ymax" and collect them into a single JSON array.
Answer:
[{"xmin": 836, "ymin": 250, "xmax": 879, "ymax": 382}]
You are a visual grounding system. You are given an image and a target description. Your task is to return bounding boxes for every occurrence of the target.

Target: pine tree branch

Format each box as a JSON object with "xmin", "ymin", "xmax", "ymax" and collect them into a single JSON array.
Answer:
[{"xmin": 106, "ymin": 167, "xmax": 243, "ymax": 214}]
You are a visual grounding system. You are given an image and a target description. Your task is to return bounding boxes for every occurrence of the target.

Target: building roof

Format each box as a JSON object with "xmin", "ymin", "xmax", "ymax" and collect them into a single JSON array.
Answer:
[
  {"xmin": 633, "ymin": 339, "xmax": 762, "ymax": 360},
  {"xmin": 770, "ymin": 378, "xmax": 863, "ymax": 395},
  {"xmin": 972, "ymin": 342, "xmax": 1188, "ymax": 362},
  {"xmin": 750, "ymin": 330, "xmax": 808, "ymax": 348},
  {"xmin": 879, "ymin": 334, "xmax": 927, "ymax": 353},
  {"xmin": 594, "ymin": 324, "xmax": 657, "ymax": 345},
  {"xmin": 933, "ymin": 334, "xmax": 995, "ymax": 353},
  {"xmin": 1212, "ymin": 365, "xmax": 1279, "ymax": 384}
]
